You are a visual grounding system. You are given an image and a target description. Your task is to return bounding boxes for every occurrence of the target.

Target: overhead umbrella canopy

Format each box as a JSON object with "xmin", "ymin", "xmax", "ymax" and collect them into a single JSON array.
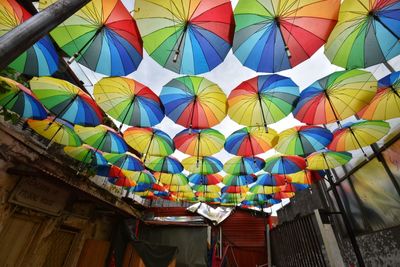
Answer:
[
  {"xmin": 174, "ymin": 128, "xmax": 225, "ymax": 156},
  {"xmin": 160, "ymin": 76, "xmax": 227, "ymax": 129},
  {"xmin": 153, "ymin": 172, "xmax": 188, "ymax": 186},
  {"xmin": 182, "ymin": 156, "xmax": 223, "ymax": 174},
  {"xmin": 249, "ymin": 185, "xmax": 281, "ymax": 194},
  {"xmin": 285, "ymin": 170, "xmax": 324, "ymax": 184},
  {"xmin": 41, "ymin": 0, "xmax": 143, "ymax": 76},
  {"xmin": 0, "ymin": 0, "xmax": 58, "ymax": 76},
  {"xmin": 223, "ymin": 156, "xmax": 265, "ymax": 175},
  {"xmin": 222, "ymin": 185, "xmax": 249, "ymax": 194},
  {"xmin": 188, "ymin": 173, "xmax": 223, "ymax": 185},
  {"xmin": 256, "ymin": 173, "xmax": 286, "ymax": 186},
  {"xmin": 307, "ymin": 150, "xmax": 352, "ymax": 170},
  {"xmin": 134, "ymin": 0, "xmax": 234, "ymax": 74},
  {"xmin": 94, "ymin": 77, "xmax": 164, "ymax": 128},
  {"xmin": 122, "ymin": 170, "xmax": 156, "ymax": 184},
  {"xmin": 64, "ymin": 144, "xmax": 108, "ymax": 166},
  {"xmin": 325, "ymin": 0, "xmax": 400, "ymax": 69},
  {"xmin": 223, "ymin": 174, "xmax": 257, "ymax": 186},
  {"xmin": 264, "ymin": 155, "xmax": 306, "ymax": 174},
  {"xmin": 103, "ymin": 152, "xmax": 144, "ymax": 171},
  {"xmin": 233, "ymin": 0, "xmax": 339, "ymax": 72},
  {"xmin": 144, "ymin": 155, "xmax": 183, "ymax": 174},
  {"xmin": 191, "ymin": 184, "xmax": 221, "ymax": 193}
]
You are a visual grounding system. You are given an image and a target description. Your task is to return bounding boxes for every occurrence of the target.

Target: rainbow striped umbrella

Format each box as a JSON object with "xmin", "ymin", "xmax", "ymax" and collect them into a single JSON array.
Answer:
[
  {"xmin": 191, "ymin": 185, "xmax": 221, "ymax": 194},
  {"xmin": 293, "ymin": 70, "xmax": 377, "ymax": 125},
  {"xmin": 144, "ymin": 155, "xmax": 183, "ymax": 174},
  {"xmin": 223, "ymin": 156, "xmax": 265, "ymax": 175},
  {"xmin": 228, "ymin": 75, "xmax": 299, "ymax": 130},
  {"xmin": 306, "ymin": 150, "xmax": 352, "ymax": 170},
  {"xmin": 273, "ymin": 192, "xmax": 295, "ymax": 200},
  {"xmin": 0, "ymin": 0, "xmax": 58, "ymax": 76},
  {"xmin": 249, "ymin": 185, "xmax": 281, "ymax": 194},
  {"xmin": 285, "ymin": 170, "xmax": 324, "ymax": 184},
  {"xmin": 103, "ymin": 152, "xmax": 144, "ymax": 171},
  {"xmin": 0, "ymin": 76, "xmax": 47, "ymax": 119},
  {"xmin": 222, "ymin": 185, "xmax": 249, "ymax": 194},
  {"xmin": 224, "ymin": 127, "xmax": 278, "ymax": 157},
  {"xmin": 256, "ymin": 173, "xmax": 286, "ymax": 186},
  {"xmin": 122, "ymin": 170, "xmax": 156, "ymax": 184},
  {"xmin": 280, "ymin": 183, "xmax": 309, "ymax": 192},
  {"xmin": 182, "ymin": 156, "xmax": 222, "ymax": 174},
  {"xmin": 221, "ymin": 193, "xmax": 245, "ymax": 205},
  {"xmin": 153, "ymin": 172, "xmax": 188, "ymax": 186},
  {"xmin": 64, "ymin": 144, "xmax": 108, "ymax": 166},
  {"xmin": 264, "ymin": 155, "xmax": 306, "ymax": 174},
  {"xmin": 188, "ymin": 174, "xmax": 223, "ymax": 186},
  {"xmin": 325, "ymin": 0, "xmax": 400, "ymax": 69},
  {"xmin": 134, "ymin": 0, "xmax": 234, "ymax": 74},
  {"xmin": 168, "ymin": 184, "xmax": 192, "ymax": 193},
  {"xmin": 41, "ymin": 0, "xmax": 142, "ymax": 76},
  {"xmin": 160, "ymin": 76, "xmax": 227, "ymax": 129},
  {"xmin": 174, "ymin": 128, "xmax": 225, "ymax": 156},
  {"xmin": 223, "ymin": 174, "xmax": 257, "ymax": 186},
  {"xmin": 75, "ymin": 124, "xmax": 127, "ymax": 154},
  {"xmin": 30, "ymin": 77, "xmax": 103, "ymax": 126},
  {"xmin": 97, "ymin": 165, "xmax": 136, "ymax": 187},
  {"xmin": 94, "ymin": 77, "xmax": 163, "ymax": 128},
  {"xmin": 275, "ymin": 125, "xmax": 333, "ymax": 156},
  {"xmin": 358, "ymin": 71, "xmax": 400, "ymax": 120}
]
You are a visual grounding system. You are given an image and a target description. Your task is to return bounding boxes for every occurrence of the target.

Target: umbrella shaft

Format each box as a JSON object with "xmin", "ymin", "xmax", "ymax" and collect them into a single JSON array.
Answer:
[
  {"xmin": 173, "ymin": 24, "xmax": 188, "ymax": 62},
  {"xmin": 119, "ymin": 95, "xmax": 136, "ymax": 131},
  {"xmin": 257, "ymin": 94, "xmax": 268, "ymax": 132},
  {"xmin": 68, "ymin": 26, "xmax": 104, "ymax": 63}
]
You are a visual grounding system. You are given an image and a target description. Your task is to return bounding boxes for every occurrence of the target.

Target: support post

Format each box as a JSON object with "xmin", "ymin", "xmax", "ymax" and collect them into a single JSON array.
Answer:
[{"xmin": 0, "ymin": 0, "xmax": 91, "ymax": 71}]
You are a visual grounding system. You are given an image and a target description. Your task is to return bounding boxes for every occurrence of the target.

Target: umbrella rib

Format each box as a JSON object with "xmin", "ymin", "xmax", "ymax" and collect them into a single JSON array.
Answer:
[{"xmin": 118, "ymin": 95, "xmax": 135, "ymax": 131}]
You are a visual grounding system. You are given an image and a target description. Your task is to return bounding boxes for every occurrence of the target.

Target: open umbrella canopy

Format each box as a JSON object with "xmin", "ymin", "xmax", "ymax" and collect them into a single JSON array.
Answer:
[
  {"xmin": 168, "ymin": 184, "xmax": 193, "ymax": 193},
  {"xmin": 188, "ymin": 173, "xmax": 223, "ymax": 185},
  {"xmin": 174, "ymin": 128, "xmax": 225, "ymax": 156},
  {"xmin": 153, "ymin": 172, "xmax": 188, "ymax": 186},
  {"xmin": 220, "ymin": 193, "xmax": 245, "ymax": 205},
  {"xmin": 0, "ymin": 76, "xmax": 47, "ymax": 119},
  {"xmin": 223, "ymin": 156, "xmax": 265, "ymax": 175},
  {"xmin": 256, "ymin": 173, "xmax": 286, "ymax": 186},
  {"xmin": 293, "ymin": 70, "xmax": 377, "ymax": 125},
  {"xmin": 264, "ymin": 155, "xmax": 306, "ymax": 174},
  {"xmin": 30, "ymin": 77, "xmax": 103, "ymax": 126},
  {"xmin": 249, "ymin": 185, "xmax": 281, "ymax": 194},
  {"xmin": 228, "ymin": 75, "xmax": 299, "ymax": 130},
  {"xmin": 64, "ymin": 144, "xmax": 108, "ymax": 166},
  {"xmin": 122, "ymin": 170, "xmax": 156, "ymax": 184},
  {"xmin": 222, "ymin": 185, "xmax": 249, "ymax": 194},
  {"xmin": 280, "ymin": 183, "xmax": 309, "ymax": 192},
  {"xmin": 285, "ymin": 170, "xmax": 324, "ymax": 184},
  {"xmin": 123, "ymin": 127, "xmax": 175, "ymax": 157},
  {"xmin": 307, "ymin": 149, "xmax": 352, "ymax": 170},
  {"xmin": 223, "ymin": 174, "xmax": 257, "ymax": 186},
  {"xmin": 94, "ymin": 77, "xmax": 164, "ymax": 128},
  {"xmin": 41, "ymin": 0, "xmax": 143, "ymax": 76},
  {"xmin": 144, "ymin": 155, "xmax": 183, "ymax": 174},
  {"xmin": 103, "ymin": 152, "xmax": 144, "ymax": 171},
  {"xmin": 27, "ymin": 117, "xmax": 81, "ymax": 147},
  {"xmin": 233, "ymin": 0, "xmax": 339, "ymax": 73},
  {"xmin": 273, "ymin": 192, "xmax": 295, "ymax": 200},
  {"xmin": 182, "ymin": 156, "xmax": 222, "ymax": 174},
  {"xmin": 191, "ymin": 184, "xmax": 221, "ymax": 193},
  {"xmin": 160, "ymin": 76, "xmax": 227, "ymax": 129},
  {"xmin": 0, "ymin": 0, "xmax": 58, "ymax": 76},
  {"xmin": 224, "ymin": 127, "xmax": 278, "ymax": 157},
  {"xmin": 275, "ymin": 125, "xmax": 333, "ymax": 156},
  {"xmin": 358, "ymin": 71, "xmax": 400, "ymax": 120},
  {"xmin": 134, "ymin": 0, "xmax": 234, "ymax": 74},
  {"xmin": 325, "ymin": 0, "xmax": 400, "ymax": 69}
]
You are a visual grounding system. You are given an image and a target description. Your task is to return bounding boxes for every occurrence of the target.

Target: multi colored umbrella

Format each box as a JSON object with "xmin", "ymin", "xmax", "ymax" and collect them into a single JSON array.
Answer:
[
  {"xmin": 293, "ymin": 70, "xmax": 377, "ymax": 125},
  {"xmin": 325, "ymin": 0, "xmax": 400, "ymax": 69},
  {"xmin": 64, "ymin": 144, "xmax": 108, "ymax": 166},
  {"xmin": 97, "ymin": 165, "xmax": 136, "ymax": 187},
  {"xmin": 224, "ymin": 127, "xmax": 278, "ymax": 157},
  {"xmin": 285, "ymin": 170, "xmax": 324, "ymax": 184},
  {"xmin": 327, "ymin": 120, "xmax": 390, "ymax": 157},
  {"xmin": 103, "ymin": 152, "xmax": 144, "ymax": 171},
  {"xmin": 256, "ymin": 173, "xmax": 286, "ymax": 186},
  {"xmin": 0, "ymin": 76, "xmax": 47, "ymax": 119},
  {"xmin": 188, "ymin": 174, "xmax": 223, "ymax": 186},
  {"xmin": 144, "ymin": 155, "xmax": 183, "ymax": 174},
  {"xmin": 182, "ymin": 156, "xmax": 222, "ymax": 174},
  {"xmin": 358, "ymin": 71, "xmax": 400, "ymax": 120},
  {"xmin": 220, "ymin": 193, "xmax": 245, "ymax": 205},
  {"xmin": 0, "ymin": 0, "xmax": 58, "ymax": 76},
  {"xmin": 160, "ymin": 76, "xmax": 227, "ymax": 129},
  {"xmin": 280, "ymin": 183, "xmax": 309, "ymax": 192},
  {"xmin": 168, "ymin": 184, "xmax": 192, "ymax": 193},
  {"xmin": 94, "ymin": 77, "xmax": 164, "ymax": 128},
  {"xmin": 306, "ymin": 150, "xmax": 352, "ymax": 170},
  {"xmin": 249, "ymin": 185, "xmax": 281, "ymax": 194},
  {"xmin": 123, "ymin": 127, "xmax": 175, "ymax": 157},
  {"xmin": 74, "ymin": 124, "xmax": 127, "ymax": 154},
  {"xmin": 27, "ymin": 117, "xmax": 81, "ymax": 147},
  {"xmin": 233, "ymin": 0, "xmax": 339, "ymax": 73},
  {"xmin": 228, "ymin": 75, "xmax": 299, "ymax": 130},
  {"xmin": 222, "ymin": 185, "xmax": 249, "ymax": 194},
  {"xmin": 153, "ymin": 172, "xmax": 188, "ymax": 186},
  {"xmin": 174, "ymin": 128, "xmax": 225, "ymax": 156},
  {"xmin": 273, "ymin": 192, "xmax": 295, "ymax": 200},
  {"xmin": 223, "ymin": 174, "xmax": 257, "ymax": 186},
  {"xmin": 30, "ymin": 77, "xmax": 103, "ymax": 126},
  {"xmin": 223, "ymin": 156, "xmax": 265, "ymax": 175},
  {"xmin": 134, "ymin": 0, "xmax": 234, "ymax": 74},
  {"xmin": 264, "ymin": 155, "xmax": 306, "ymax": 174},
  {"xmin": 41, "ymin": 0, "xmax": 142, "ymax": 76},
  {"xmin": 191, "ymin": 184, "xmax": 221, "ymax": 194},
  {"xmin": 122, "ymin": 170, "xmax": 156, "ymax": 184},
  {"xmin": 275, "ymin": 125, "xmax": 333, "ymax": 156}
]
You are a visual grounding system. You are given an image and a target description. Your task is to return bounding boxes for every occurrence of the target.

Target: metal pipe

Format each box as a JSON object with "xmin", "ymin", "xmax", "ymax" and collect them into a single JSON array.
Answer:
[{"xmin": 0, "ymin": 0, "xmax": 91, "ymax": 71}]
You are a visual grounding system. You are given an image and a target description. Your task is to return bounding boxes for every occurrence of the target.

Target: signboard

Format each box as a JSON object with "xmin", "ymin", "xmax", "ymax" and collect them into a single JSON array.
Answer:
[{"xmin": 9, "ymin": 177, "xmax": 70, "ymax": 216}]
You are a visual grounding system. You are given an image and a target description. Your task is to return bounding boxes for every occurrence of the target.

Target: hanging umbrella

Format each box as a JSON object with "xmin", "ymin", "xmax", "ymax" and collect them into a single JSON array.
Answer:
[
  {"xmin": 233, "ymin": 0, "xmax": 339, "ymax": 73},
  {"xmin": 122, "ymin": 170, "xmax": 156, "ymax": 184},
  {"xmin": 325, "ymin": 0, "xmax": 400, "ymax": 69},
  {"xmin": 173, "ymin": 191, "xmax": 196, "ymax": 201},
  {"xmin": 293, "ymin": 70, "xmax": 377, "ymax": 125},
  {"xmin": 40, "ymin": 0, "xmax": 142, "ymax": 76},
  {"xmin": 0, "ymin": 0, "xmax": 58, "ymax": 76},
  {"xmin": 74, "ymin": 124, "xmax": 127, "ymax": 154},
  {"xmin": 188, "ymin": 173, "xmax": 223, "ymax": 186},
  {"xmin": 224, "ymin": 127, "xmax": 278, "ymax": 157},
  {"xmin": 103, "ymin": 152, "xmax": 144, "ymax": 171},
  {"xmin": 196, "ymin": 192, "xmax": 221, "ymax": 201},
  {"xmin": 168, "ymin": 184, "xmax": 192, "ymax": 193},
  {"xmin": 191, "ymin": 184, "xmax": 221, "ymax": 194},
  {"xmin": 327, "ymin": 120, "xmax": 390, "ymax": 157},
  {"xmin": 0, "ymin": 76, "xmax": 47, "ymax": 119},
  {"xmin": 244, "ymin": 193, "xmax": 269, "ymax": 204},
  {"xmin": 30, "ymin": 77, "xmax": 103, "ymax": 126},
  {"xmin": 27, "ymin": 117, "xmax": 81, "ymax": 147},
  {"xmin": 358, "ymin": 71, "xmax": 400, "ymax": 120},
  {"xmin": 249, "ymin": 185, "xmax": 281, "ymax": 194},
  {"xmin": 228, "ymin": 75, "xmax": 299, "ymax": 131},
  {"xmin": 123, "ymin": 127, "xmax": 175, "ymax": 158},
  {"xmin": 223, "ymin": 174, "xmax": 257, "ymax": 186},
  {"xmin": 182, "ymin": 156, "xmax": 222, "ymax": 174},
  {"xmin": 256, "ymin": 173, "xmax": 286, "ymax": 186},
  {"xmin": 145, "ymin": 155, "xmax": 183, "ymax": 174},
  {"xmin": 223, "ymin": 156, "xmax": 265, "ymax": 175},
  {"xmin": 220, "ymin": 193, "xmax": 245, "ymax": 205},
  {"xmin": 273, "ymin": 192, "xmax": 295, "ymax": 200},
  {"xmin": 160, "ymin": 76, "xmax": 227, "ymax": 129},
  {"xmin": 285, "ymin": 170, "xmax": 324, "ymax": 184},
  {"xmin": 98, "ymin": 165, "xmax": 137, "ymax": 187},
  {"xmin": 306, "ymin": 150, "xmax": 352, "ymax": 170},
  {"xmin": 94, "ymin": 77, "xmax": 163, "ymax": 128},
  {"xmin": 134, "ymin": 0, "xmax": 234, "ymax": 74},
  {"xmin": 64, "ymin": 144, "xmax": 108, "ymax": 166},
  {"xmin": 222, "ymin": 185, "xmax": 249, "ymax": 194},
  {"xmin": 280, "ymin": 183, "xmax": 309, "ymax": 192},
  {"xmin": 153, "ymin": 172, "xmax": 188, "ymax": 186},
  {"xmin": 264, "ymin": 155, "xmax": 306, "ymax": 174},
  {"xmin": 174, "ymin": 128, "xmax": 225, "ymax": 156},
  {"xmin": 275, "ymin": 125, "xmax": 333, "ymax": 156}
]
